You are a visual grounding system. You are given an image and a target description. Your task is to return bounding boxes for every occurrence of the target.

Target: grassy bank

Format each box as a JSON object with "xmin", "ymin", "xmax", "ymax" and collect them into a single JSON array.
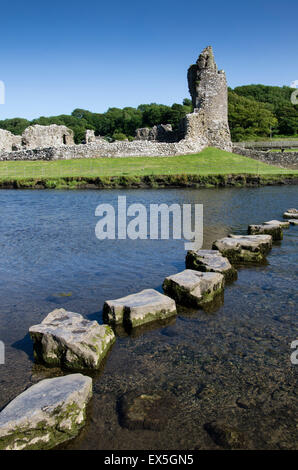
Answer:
[{"xmin": 0, "ymin": 147, "xmax": 297, "ymax": 189}]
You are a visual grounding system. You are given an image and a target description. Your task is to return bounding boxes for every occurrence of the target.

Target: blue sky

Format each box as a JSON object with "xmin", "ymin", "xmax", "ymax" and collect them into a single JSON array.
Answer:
[{"xmin": 0, "ymin": 0, "xmax": 297, "ymax": 120}]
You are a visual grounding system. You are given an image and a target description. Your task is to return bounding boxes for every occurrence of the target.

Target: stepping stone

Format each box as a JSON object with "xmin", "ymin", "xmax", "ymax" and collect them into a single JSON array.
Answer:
[
  {"xmin": 289, "ymin": 219, "xmax": 298, "ymax": 225},
  {"xmin": 162, "ymin": 269, "xmax": 224, "ymax": 308},
  {"xmin": 248, "ymin": 223, "xmax": 283, "ymax": 240},
  {"xmin": 212, "ymin": 234, "xmax": 272, "ymax": 264},
  {"xmin": 0, "ymin": 374, "xmax": 92, "ymax": 450},
  {"xmin": 103, "ymin": 289, "xmax": 177, "ymax": 328},
  {"xmin": 204, "ymin": 421, "xmax": 248, "ymax": 449},
  {"xmin": 29, "ymin": 308, "xmax": 115, "ymax": 370},
  {"xmin": 185, "ymin": 249, "xmax": 237, "ymax": 282},
  {"xmin": 283, "ymin": 208, "xmax": 298, "ymax": 219},
  {"xmin": 264, "ymin": 219, "xmax": 290, "ymax": 228}
]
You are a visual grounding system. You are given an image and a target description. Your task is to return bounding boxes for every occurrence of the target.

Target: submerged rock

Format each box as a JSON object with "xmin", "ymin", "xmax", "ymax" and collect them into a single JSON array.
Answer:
[
  {"xmin": 103, "ymin": 289, "xmax": 177, "ymax": 328},
  {"xmin": 264, "ymin": 219, "xmax": 290, "ymax": 228},
  {"xmin": 212, "ymin": 234, "xmax": 272, "ymax": 264},
  {"xmin": 185, "ymin": 249, "xmax": 237, "ymax": 282},
  {"xmin": 162, "ymin": 269, "xmax": 224, "ymax": 308},
  {"xmin": 29, "ymin": 308, "xmax": 115, "ymax": 370},
  {"xmin": 0, "ymin": 374, "xmax": 92, "ymax": 450},
  {"xmin": 204, "ymin": 421, "xmax": 247, "ymax": 449},
  {"xmin": 248, "ymin": 223, "xmax": 283, "ymax": 241},
  {"xmin": 119, "ymin": 392, "xmax": 175, "ymax": 430},
  {"xmin": 283, "ymin": 208, "xmax": 298, "ymax": 219}
]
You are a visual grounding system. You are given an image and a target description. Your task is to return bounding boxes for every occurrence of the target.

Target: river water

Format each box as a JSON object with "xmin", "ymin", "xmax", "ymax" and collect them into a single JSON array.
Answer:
[{"xmin": 0, "ymin": 186, "xmax": 297, "ymax": 449}]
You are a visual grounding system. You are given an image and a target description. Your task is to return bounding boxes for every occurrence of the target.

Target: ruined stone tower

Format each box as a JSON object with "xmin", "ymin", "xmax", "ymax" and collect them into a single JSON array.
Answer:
[{"xmin": 183, "ymin": 46, "xmax": 232, "ymax": 151}]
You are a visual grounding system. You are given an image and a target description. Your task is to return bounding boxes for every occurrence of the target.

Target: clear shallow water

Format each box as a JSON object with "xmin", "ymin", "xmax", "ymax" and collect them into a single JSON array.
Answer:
[{"xmin": 0, "ymin": 187, "xmax": 297, "ymax": 449}]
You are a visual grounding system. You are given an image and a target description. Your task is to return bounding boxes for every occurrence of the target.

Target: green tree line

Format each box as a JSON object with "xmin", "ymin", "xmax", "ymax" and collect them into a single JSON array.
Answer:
[{"xmin": 0, "ymin": 85, "xmax": 297, "ymax": 143}]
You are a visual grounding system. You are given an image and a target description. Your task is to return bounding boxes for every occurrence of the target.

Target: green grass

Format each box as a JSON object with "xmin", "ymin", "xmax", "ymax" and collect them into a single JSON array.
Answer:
[{"xmin": 0, "ymin": 147, "xmax": 297, "ymax": 181}]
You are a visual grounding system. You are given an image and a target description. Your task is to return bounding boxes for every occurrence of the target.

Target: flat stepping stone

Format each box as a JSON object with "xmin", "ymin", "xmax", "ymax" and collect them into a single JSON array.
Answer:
[
  {"xmin": 212, "ymin": 234, "xmax": 272, "ymax": 264},
  {"xmin": 162, "ymin": 269, "xmax": 224, "ymax": 308},
  {"xmin": 264, "ymin": 219, "xmax": 290, "ymax": 228},
  {"xmin": 248, "ymin": 223, "xmax": 283, "ymax": 240},
  {"xmin": 29, "ymin": 308, "xmax": 115, "ymax": 370},
  {"xmin": 103, "ymin": 289, "xmax": 177, "ymax": 328},
  {"xmin": 289, "ymin": 219, "xmax": 298, "ymax": 225},
  {"xmin": 283, "ymin": 208, "xmax": 298, "ymax": 219},
  {"xmin": 185, "ymin": 249, "xmax": 237, "ymax": 282},
  {"xmin": 0, "ymin": 374, "xmax": 92, "ymax": 450}
]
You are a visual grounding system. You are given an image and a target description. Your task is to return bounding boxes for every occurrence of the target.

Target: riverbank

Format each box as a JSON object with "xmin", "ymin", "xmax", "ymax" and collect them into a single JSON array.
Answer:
[
  {"xmin": 1, "ymin": 173, "xmax": 298, "ymax": 189},
  {"xmin": 0, "ymin": 147, "xmax": 297, "ymax": 189}
]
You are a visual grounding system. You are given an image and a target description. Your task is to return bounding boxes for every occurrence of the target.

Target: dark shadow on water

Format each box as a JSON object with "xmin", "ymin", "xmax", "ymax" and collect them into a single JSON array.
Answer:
[
  {"xmin": 113, "ymin": 316, "xmax": 177, "ymax": 339},
  {"xmin": 12, "ymin": 333, "xmax": 34, "ymax": 361},
  {"xmin": 175, "ymin": 291, "xmax": 225, "ymax": 318},
  {"xmin": 86, "ymin": 310, "xmax": 102, "ymax": 323},
  {"xmin": 45, "ymin": 294, "xmax": 74, "ymax": 305},
  {"xmin": 30, "ymin": 343, "xmax": 115, "ymax": 383}
]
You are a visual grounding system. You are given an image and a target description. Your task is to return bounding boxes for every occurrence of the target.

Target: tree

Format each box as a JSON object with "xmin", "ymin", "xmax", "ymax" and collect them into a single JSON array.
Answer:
[
  {"xmin": 275, "ymin": 104, "xmax": 298, "ymax": 135},
  {"xmin": 0, "ymin": 118, "xmax": 30, "ymax": 135},
  {"xmin": 228, "ymin": 91, "xmax": 278, "ymax": 141}
]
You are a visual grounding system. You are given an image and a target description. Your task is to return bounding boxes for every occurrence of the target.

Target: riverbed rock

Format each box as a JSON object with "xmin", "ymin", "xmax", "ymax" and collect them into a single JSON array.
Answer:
[
  {"xmin": 119, "ymin": 391, "xmax": 175, "ymax": 430},
  {"xmin": 264, "ymin": 219, "xmax": 290, "ymax": 228},
  {"xmin": 204, "ymin": 421, "xmax": 248, "ymax": 449},
  {"xmin": 29, "ymin": 308, "xmax": 115, "ymax": 370},
  {"xmin": 103, "ymin": 289, "xmax": 177, "ymax": 328},
  {"xmin": 162, "ymin": 269, "xmax": 224, "ymax": 308},
  {"xmin": 185, "ymin": 249, "xmax": 237, "ymax": 282},
  {"xmin": 0, "ymin": 374, "xmax": 92, "ymax": 450},
  {"xmin": 248, "ymin": 223, "xmax": 283, "ymax": 241},
  {"xmin": 212, "ymin": 234, "xmax": 272, "ymax": 264},
  {"xmin": 283, "ymin": 208, "xmax": 298, "ymax": 219}
]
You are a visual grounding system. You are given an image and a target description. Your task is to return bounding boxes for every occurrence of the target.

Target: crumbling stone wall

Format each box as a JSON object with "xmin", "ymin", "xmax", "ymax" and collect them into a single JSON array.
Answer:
[
  {"xmin": 22, "ymin": 124, "xmax": 74, "ymax": 149},
  {"xmin": 0, "ymin": 129, "xmax": 22, "ymax": 151},
  {"xmin": 233, "ymin": 145, "xmax": 298, "ymax": 168},
  {"xmin": 85, "ymin": 130, "xmax": 96, "ymax": 143},
  {"xmin": 0, "ymin": 139, "xmax": 206, "ymax": 161},
  {"xmin": 135, "ymin": 124, "xmax": 177, "ymax": 143},
  {"xmin": 0, "ymin": 124, "xmax": 74, "ymax": 152}
]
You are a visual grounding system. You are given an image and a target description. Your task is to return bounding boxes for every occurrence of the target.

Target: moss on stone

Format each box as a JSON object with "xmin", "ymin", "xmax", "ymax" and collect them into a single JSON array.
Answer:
[
  {"xmin": 0, "ymin": 401, "xmax": 88, "ymax": 450},
  {"xmin": 162, "ymin": 278, "xmax": 224, "ymax": 310}
]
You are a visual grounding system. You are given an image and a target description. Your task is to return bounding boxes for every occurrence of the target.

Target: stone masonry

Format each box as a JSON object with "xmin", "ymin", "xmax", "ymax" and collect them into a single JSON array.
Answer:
[
  {"xmin": 0, "ymin": 125, "xmax": 74, "ymax": 153},
  {"xmin": 184, "ymin": 46, "xmax": 232, "ymax": 150},
  {"xmin": 0, "ymin": 129, "xmax": 22, "ymax": 151},
  {"xmin": 22, "ymin": 124, "xmax": 74, "ymax": 149}
]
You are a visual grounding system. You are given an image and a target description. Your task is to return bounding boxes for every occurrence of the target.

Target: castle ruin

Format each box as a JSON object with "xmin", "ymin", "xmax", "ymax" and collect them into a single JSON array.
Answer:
[
  {"xmin": 0, "ymin": 46, "xmax": 232, "ymax": 161},
  {"xmin": 135, "ymin": 46, "xmax": 232, "ymax": 151},
  {"xmin": 0, "ymin": 124, "xmax": 74, "ymax": 152}
]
